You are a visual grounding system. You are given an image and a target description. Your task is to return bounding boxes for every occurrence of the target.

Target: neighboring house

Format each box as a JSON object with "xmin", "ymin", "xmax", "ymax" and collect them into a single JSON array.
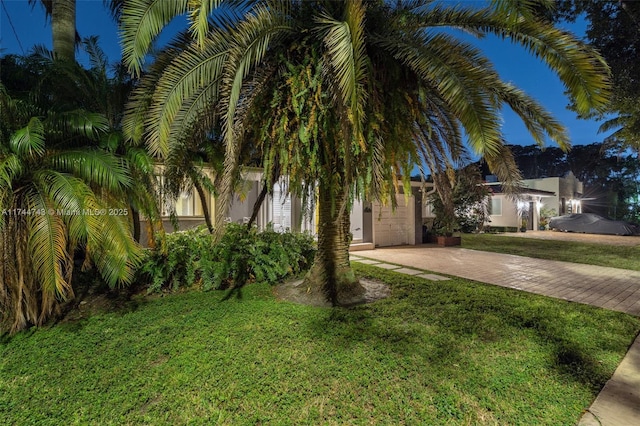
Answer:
[
  {"xmin": 484, "ymin": 172, "xmax": 585, "ymax": 231},
  {"xmin": 522, "ymin": 171, "xmax": 584, "ymax": 216},
  {"xmin": 484, "ymin": 184, "xmax": 556, "ymax": 231},
  {"xmin": 142, "ymin": 165, "xmax": 434, "ymax": 249}
]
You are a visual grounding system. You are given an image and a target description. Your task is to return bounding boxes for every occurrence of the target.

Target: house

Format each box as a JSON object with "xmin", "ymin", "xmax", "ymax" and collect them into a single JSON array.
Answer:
[
  {"xmin": 484, "ymin": 172, "xmax": 585, "ymax": 231},
  {"xmin": 351, "ymin": 180, "xmax": 435, "ymax": 249},
  {"xmin": 522, "ymin": 171, "xmax": 584, "ymax": 216},
  {"xmin": 142, "ymin": 166, "xmax": 434, "ymax": 249}
]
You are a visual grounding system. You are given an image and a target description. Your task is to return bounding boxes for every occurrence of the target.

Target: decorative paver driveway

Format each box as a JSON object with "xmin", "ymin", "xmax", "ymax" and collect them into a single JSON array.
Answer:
[{"xmin": 355, "ymin": 246, "xmax": 640, "ymax": 316}]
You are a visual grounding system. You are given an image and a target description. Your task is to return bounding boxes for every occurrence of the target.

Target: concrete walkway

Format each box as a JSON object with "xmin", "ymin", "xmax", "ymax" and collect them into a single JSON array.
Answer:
[{"xmin": 352, "ymin": 245, "xmax": 640, "ymax": 426}]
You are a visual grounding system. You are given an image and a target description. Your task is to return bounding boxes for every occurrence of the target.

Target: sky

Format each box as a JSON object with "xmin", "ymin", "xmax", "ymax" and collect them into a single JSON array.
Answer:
[{"xmin": 0, "ymin": 0, "xmax": 614, "ymax": 148}]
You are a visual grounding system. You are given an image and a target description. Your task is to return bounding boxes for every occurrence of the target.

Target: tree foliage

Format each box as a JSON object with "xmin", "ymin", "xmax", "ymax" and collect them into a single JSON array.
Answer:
[
  {"xmin": 429, "ymin": 165, "xmax": 491, "ymax": 234},
  {"xmin": 0, "ymin": 82, "xmax": 142, "ymax": 334},
  {"xmin": 0, "ymin": 40, "xmax": 161, "ymax": 333},
  {"xmin": 550, "ymin": 0, "xmax": 640, "ymax": 148}
]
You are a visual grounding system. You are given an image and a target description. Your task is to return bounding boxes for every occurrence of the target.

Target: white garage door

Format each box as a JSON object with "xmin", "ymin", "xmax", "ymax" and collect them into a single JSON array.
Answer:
[{"xmin": 373, "ymin": 194, "xmax": 415, "ymax": 247}]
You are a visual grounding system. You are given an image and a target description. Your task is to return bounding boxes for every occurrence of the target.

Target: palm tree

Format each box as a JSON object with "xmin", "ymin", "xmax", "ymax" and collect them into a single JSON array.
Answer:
[
  {"xmin": 0, "ymin": 84, "xmax": 142, "ymax": 334},
  {"xmin": 25, "ymin": 38, "xmax": 166, "ymax": 243},
  {"xmin": 29, "ymin": 0, "xmax": 77, "ymax": 61},
  {"xmin": 120, "ymin": 0, "xmax": 610, "ymax": 304}
]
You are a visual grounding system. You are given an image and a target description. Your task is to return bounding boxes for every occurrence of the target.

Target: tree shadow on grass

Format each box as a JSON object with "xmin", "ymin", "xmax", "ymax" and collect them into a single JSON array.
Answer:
[
  {"xmin": 54, "ymin": 269, "xmax": 146, "ymax": 333},
  {"xmin": 332, "ymin": 265, "xmax": 640, "ymax": 392},
  {"xmin": 304, "ymin": 300, "xmax": 464, "ymax": 369}
]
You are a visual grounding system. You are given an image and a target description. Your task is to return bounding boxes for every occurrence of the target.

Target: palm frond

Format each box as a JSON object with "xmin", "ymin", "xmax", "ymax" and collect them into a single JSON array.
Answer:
[
  {"xmin": 10, "ymin": 117, "xmax": 46, "ymax": 159},
  {"xmin": 46, "ymin": 149, "xmax": 132, "ymax": 191},
  {"xmin": 82, "ymin": 35, "xmax": 109, "ymax": 73},
  {"xmin": 147, "ymin": 37, "xmax": 228, "ymax": 156},
  {"xmin": 598, "ymin": 114, "xmax": 631, "ymax": 134},
  {"xmin": 491, "ymin": 0, "xmax": 554, "ymax": 25},
  {"xmin": 188, "ymin": 0, "xmax": 223, "ymax": 49},
  {"xmin": 86, "ymin": 210, "xmax": 142, "ymax": 287},
  {"xmin": 33, "ymin": 171, "xmax": 91, "ymax": 246},
  {"xmin": 499, "ymin": 20, "xmax": 611, "ymax": 115},
  {"xmin": 45, "ymin": 110, "xmax": 110, "ymax": 143},
  {"xmin": 122, "ymin": 30, "xmax": 197, "ymax": 149},
  {"xmin": 493, "ymin": 81, "xmax": 570, "ymax": 150},
  {"xmin": 483, "ymin": 143, "xmax": 523, "ymax": 195},
  {"xmin": 317, "ymin": 0, "xmax": 368, "ymax": 133},
  {"xmin": 382, "ymin": 32, "xmax": 503, "ymax": 156},
  {"xmin": 25, "ymin": 188, "xmax": 72, "ymax": 305},
  {"xmin": 120, "ymin": 0, "xmax": 190, "ymax": 75}
]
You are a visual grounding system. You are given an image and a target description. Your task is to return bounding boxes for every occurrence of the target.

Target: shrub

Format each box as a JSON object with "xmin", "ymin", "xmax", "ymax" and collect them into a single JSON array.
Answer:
[{"xmin": 137, "ymin": 224, "xmax": 316, "ymax": 293}]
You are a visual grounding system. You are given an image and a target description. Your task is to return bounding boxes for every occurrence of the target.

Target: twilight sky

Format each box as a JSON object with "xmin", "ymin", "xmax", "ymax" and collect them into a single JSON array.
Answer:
[{"xmin": 1, "ymin": 0, "xmax": 613, "ymax": 148}]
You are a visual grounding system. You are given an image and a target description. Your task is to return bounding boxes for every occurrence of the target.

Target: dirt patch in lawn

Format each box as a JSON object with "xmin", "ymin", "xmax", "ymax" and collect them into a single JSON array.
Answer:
[{"xmin": 273, "ymin": 278, "xmax": 390, "ymax": 307}]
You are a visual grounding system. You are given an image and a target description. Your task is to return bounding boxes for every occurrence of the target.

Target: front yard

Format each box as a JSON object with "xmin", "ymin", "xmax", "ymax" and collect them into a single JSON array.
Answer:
[{"xmin": 1, "ymin": 263, "xmax": 638, "ymax": 425}]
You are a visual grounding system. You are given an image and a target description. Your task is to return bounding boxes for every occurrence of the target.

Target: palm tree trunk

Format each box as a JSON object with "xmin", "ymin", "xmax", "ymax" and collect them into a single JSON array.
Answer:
[
  {"xmin": 212, "ymin": 162, "xmax": 235, "ymax": 242},
  {"xmin": 131, "ymin": 207, "xmax": 141, "ymax": 242},
  {"xmin": 52, "ymin": 0, "xmax": 76, "ymax": 61},
  {"xmin": 248, "ymin": 184, "xmax": 268, "ymax": 228},
  {"xmin": 193, "ymin": 179, "xmax": 213, "ymax": 233},
  {"xmin": 302, "ymin": 180, "xmax": 364, "ymax": 305}
]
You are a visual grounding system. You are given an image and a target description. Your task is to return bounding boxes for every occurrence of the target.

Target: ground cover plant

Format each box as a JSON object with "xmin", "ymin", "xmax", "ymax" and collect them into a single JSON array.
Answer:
[
  {"xmin": 138, "ymin": 223, "xmax": 316, "ymax": 292},
  {"xmin": 462, "ymin": 233, "xmax": 640, "ymax": 271},
  {"xmin": 1, "ymin": 263, "xmax": 638, "ymax": 425}
]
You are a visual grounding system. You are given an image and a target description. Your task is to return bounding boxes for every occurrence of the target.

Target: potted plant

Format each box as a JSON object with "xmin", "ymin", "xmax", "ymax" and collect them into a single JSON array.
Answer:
[
  {"xmin": 520, "ymin": 217, "xmax": 528, "ymax": 233},
  {"xmin": 436, "ymin": 216, "xmax": 461, "ymax": 247},
  {"xmin": 538, "ymin": 207, "xmax": 555, "ymax": 231},
  {"xmin": 538, "ymin": 216, "xmax": 548, "ymax": 230}
]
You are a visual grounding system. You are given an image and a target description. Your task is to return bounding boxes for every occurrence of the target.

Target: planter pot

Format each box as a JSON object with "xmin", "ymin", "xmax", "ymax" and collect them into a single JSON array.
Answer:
[
  {"xmin": 520, "ymin": 227, "xmax": 527, "ymax": 233},
  {"xmin": 539, "ymin": 225, "xmax": 546, "ymax": 231},
  {"xmin": 437, "ymin": 236, "xmax": 461, "ymax": 247}
]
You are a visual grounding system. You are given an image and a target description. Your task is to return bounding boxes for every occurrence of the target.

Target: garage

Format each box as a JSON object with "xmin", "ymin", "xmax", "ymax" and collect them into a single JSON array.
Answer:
[{"xmin": 372, "ymin": 194, "xmax": 416, "ymax": 247}]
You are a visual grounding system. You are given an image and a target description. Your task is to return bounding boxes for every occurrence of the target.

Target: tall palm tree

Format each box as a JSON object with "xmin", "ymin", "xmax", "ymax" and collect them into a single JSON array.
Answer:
[
  {"xmin": 29, "ymin": 0, "xmax": 77, "ymax": 61},
  {"xmin": 120, "ymin": 0, "xmax": 610, "ymax": 304},
  {"xmin": 0, "ymin": 84, "xmax": 142, "ymax": 334}
]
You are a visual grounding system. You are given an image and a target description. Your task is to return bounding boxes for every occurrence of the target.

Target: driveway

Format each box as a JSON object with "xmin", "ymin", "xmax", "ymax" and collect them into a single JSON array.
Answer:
[{"xmin": 354, "ymin": 245, "xmax": 640, "ymax": 316}]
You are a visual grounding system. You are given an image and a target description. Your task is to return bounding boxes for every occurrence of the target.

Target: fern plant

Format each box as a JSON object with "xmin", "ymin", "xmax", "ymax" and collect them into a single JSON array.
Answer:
[{"xmin": 138, "ymin": 224, "xmax": 316, "ymax": 293}]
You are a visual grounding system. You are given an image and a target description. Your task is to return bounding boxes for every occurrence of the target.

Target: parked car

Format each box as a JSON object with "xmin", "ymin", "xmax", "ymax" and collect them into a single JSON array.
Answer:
[{"xmin": 549, "ymin": 213, "xmax": 640, "ymax": 236}]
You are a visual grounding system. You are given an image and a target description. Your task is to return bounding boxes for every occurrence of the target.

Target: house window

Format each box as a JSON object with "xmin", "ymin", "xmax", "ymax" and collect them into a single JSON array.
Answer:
[
  {"xmin": 157, "ymin": 175, "xmax": 202, "ymax": 217},
  {"xmin": 424, "ymin": 200, "xmax": 436, "ymax": 218},
  {"xmin": 489, "ymin": 198, "xmax": 502, "ymax": 216},
  {"xmin": 271, "ymin": 181, "xmax": 292, "ymax": 231},
  {"xmin": 175, "ymin": 191, "xmax": 196, "ymax": 216}
]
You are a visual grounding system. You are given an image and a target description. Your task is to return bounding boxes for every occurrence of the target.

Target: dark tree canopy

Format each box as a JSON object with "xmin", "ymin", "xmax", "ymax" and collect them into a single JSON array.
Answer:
[
  {"xmin": 550, "ymin": 1, "xmax": 640, "ymax": 147},
  {"xmin": 552, "ymin": 0, "xmax": 640, "ymax": 100}
]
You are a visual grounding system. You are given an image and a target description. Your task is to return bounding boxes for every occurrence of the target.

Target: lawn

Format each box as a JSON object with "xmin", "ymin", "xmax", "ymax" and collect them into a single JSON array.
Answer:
[
  {"xmin": 462, "ymin": 233, "xmax": 640, "ymax": 271},
  {"xmin": 1, "ymin": 263, "xmax": 638, "ymax": 425}
]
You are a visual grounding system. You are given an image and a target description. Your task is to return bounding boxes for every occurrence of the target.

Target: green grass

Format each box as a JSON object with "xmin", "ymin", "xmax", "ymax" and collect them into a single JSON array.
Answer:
[
  {"xmin": 463, "ymin": 233, "xmax": 640, "ymax": 271},
  {"xmin": 1, "ymin": 263, "xmax": 638, "ymax": 425}
]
